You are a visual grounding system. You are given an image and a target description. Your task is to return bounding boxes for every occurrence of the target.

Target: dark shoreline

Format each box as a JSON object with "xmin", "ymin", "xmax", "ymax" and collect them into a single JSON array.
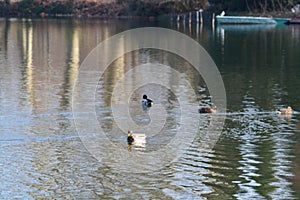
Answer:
[
  {"xmin": 0, "ymin": 1, "xmax": 178, "ymax": 19},
  {"xmin": 1, "ymin": 1, "xmax": 298, "ymax": 20},
  {"xmin": 0, "ymin": 12, "xmax": 296, "ymax": 21}
]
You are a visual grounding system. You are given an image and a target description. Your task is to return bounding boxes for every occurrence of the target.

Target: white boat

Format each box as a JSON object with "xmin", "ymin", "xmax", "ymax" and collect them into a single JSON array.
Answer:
[
  {"xmin": 216, "ymin": 15, "xmax": 277, "ymax": 24},
  {"xmin": 215, "ymin": 12, "xmax": 289, "ymax": 25}
]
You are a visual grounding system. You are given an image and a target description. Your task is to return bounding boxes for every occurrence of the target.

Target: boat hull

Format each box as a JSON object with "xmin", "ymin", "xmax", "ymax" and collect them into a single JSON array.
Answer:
[
  {"xmin": 287, "ymin": 17, "xmax": 300, "ymax": 24},
  {"xmin": 216, "ymin": 16, "xmax": 277, "ymax": 24},
  {"xmin": 273, "ymin": 18, "xmax": 290, "ymax": 25}
]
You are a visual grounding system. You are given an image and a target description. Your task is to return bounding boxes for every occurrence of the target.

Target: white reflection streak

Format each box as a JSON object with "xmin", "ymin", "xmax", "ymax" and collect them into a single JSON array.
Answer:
[
  {"xmin": 235, "ymin": 136, "xmax": 263, "ymax": 199},
  {"xmin": 216, "ymin": 27, "xmax": 225, "ymax": 66},
  {"xmin": 269, "ymin": 131, "xmax": 294, "ymax": 198}
]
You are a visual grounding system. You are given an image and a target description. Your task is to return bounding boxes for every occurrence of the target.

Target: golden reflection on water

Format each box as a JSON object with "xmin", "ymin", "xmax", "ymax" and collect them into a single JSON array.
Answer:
[{"xmin": 22, "ymin": 20, "xmax": 34, "ymax": 104}]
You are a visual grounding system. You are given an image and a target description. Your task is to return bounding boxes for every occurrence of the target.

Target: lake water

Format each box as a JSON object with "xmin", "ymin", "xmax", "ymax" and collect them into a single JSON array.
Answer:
[{"xmin": 1, "ymin": 18, "xmax": 300, "ymax": 199}]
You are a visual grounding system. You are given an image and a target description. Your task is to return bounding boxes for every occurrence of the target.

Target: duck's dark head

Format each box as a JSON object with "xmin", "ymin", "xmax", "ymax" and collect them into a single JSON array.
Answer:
[
  {"xmin": 143, "ymin": 94, "xmax": 147, "ymax": 99},
  {"xmin": 127, "ymin": 130, "xmax": 132, "ymax": 137}
]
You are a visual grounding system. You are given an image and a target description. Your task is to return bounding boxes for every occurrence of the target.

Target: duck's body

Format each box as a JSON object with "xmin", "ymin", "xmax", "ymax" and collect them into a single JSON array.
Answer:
[
  {"xmin": 142, "ymin": 95, "xmax": 153, "ymax": 108},
  {"xmin": 199, "ymin": 106, "xmax": 217, "ymax": 113},
  {"xmin": 127, "ymin": 133, "xmax": 134, "ymax": 144},
  {"xmin": 277, "ymin": 106, "xmax": 293, "ymax": 115}
]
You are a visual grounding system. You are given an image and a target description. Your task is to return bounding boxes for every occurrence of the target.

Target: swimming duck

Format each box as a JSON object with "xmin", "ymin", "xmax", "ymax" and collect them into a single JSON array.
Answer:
[
  {"xmin": 127, "ymin": 131, "xmax": 146, "ymax": 147},
  {"xmin": 142, "ymin": 94, "xmax": 153, "ymax": 107},
  {"xmin": 199, "ymin": 105, "xmax": 217, "ymax": 113},
  {"xmin": 277, "ymin": 106, "xmax": 293, "ymax": 115},
  {"xmin": 127, "ymin": 131, "xmax": 134, "ymax": 145}
]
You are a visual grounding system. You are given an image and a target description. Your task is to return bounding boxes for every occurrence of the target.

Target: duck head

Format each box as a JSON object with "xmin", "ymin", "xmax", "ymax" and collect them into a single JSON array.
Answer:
[{"xmin": 127, "ymin": 130, "xmax": 132, "ymax": 137}]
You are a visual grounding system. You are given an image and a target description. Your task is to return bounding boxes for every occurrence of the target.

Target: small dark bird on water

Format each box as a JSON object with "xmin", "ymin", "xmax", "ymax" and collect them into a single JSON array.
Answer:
[
  {"xmin": 277, "ymin": 106, "xmax": 293, "ymax": 115},
  {"xmin": 142, "ymin": 94, "xmax": 153, "ymax": 107},
  {"xmin": 199, "ymin": 105, "xmax": 217, "ymax": 113},
  {"xmin": 127, "ymin": 131, "xmax": 134, "ymax": 145}
]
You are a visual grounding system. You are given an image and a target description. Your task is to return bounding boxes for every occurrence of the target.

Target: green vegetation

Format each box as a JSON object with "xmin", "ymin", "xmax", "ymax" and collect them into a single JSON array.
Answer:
[{"xmin": 0, "ymin": 0, "xmax": 299, "ymax": 17}]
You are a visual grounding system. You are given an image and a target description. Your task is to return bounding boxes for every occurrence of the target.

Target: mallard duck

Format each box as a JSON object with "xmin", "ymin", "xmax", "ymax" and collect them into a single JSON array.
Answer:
[
  {"xmin": 127, "ymin": 132, "xmax": 134, "ymax": 145},
  {"xmin": 277, "ymin": 106, "xmax": 293, "ymax": 115},
  {"xmin": 142, "ymin": 94, "xmax": 153, "ymax": 107},
  {"xmin": 199, "ymin": 105, "xmax": 217, "ymax": 113},
  {"xmin": 127, "ymin": 131, "xmax": 146, "ymax": 147}
]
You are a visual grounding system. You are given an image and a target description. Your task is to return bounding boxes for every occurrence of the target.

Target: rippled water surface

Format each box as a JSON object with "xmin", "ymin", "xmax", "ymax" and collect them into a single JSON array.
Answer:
[{"xmin": 1, "ymin": 18, "xmax": 300, "ymax": 199}]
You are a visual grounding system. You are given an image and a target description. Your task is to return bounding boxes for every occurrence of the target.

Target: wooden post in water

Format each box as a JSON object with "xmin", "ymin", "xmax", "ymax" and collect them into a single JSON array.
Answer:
[
  {"xmin": 196, "ymin": 10, "xmax": 199, "ymax": 23},
  {"xmin": 212, "ymin": 13, "xmax": 215, "ymax": 36},
  {"xmin": 189, "ymin": 12, "xmax": 192, "ymax": 24},
  {"xmin": 199, "ymin": 9, "xmax": 203, "ymax": 24}
]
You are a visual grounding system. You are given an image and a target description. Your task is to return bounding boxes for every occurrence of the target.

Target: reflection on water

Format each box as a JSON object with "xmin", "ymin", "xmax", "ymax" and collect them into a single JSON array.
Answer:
[{"xmin": 0, "ymin": 18, "xmax": 300, "ymax": 198}]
